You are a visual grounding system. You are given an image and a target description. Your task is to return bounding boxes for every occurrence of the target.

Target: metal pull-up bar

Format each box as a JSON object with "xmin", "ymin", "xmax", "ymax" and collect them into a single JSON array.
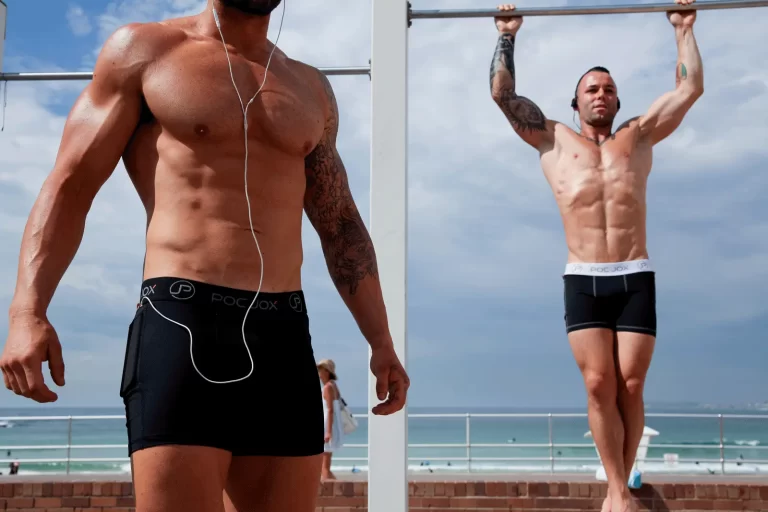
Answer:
[
  {"xmin": 410, "ymin": 0, "xmax": 768, "ymax": 20},
  {"xmin": 0, "ymin": 67, "xmax": 371, "ymax": 82}
]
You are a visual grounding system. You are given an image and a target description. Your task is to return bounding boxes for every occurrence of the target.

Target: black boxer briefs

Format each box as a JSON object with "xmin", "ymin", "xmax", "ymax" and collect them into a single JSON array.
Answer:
[
  {"xmin": 120, "ymin": 277, "xmax": 324, "ymax": 457},
  {"xmin": 562, "ymin": 260, "xmax": 657, "ymax": 336}
]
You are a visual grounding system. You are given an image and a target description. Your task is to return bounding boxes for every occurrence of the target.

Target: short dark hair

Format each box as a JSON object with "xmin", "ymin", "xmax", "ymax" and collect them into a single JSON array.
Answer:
[{"xmin": 574, "ymin": 66, "xmax": 612, "ymax": 98}]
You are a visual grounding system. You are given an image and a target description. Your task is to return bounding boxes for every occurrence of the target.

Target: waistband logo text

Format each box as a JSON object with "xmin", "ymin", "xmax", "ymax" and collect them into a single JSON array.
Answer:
[
  {"xmin": 212, "ymin": 293, "xmax": 278, "ymax": 311},
  {"xmin": 289, "ymin": 293, "xmax": 303, "ymax": 313},
  {"xmin": 170, "ymin": 280, "xmax": 196, "ymax": 300},
  {"xmin": 590, "ymin": 265, "xmax": 629, "ymax": 273}
]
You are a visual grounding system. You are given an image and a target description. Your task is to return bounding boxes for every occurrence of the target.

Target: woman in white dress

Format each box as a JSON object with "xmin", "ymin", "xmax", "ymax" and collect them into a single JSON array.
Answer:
[{"xmin": 317, "ymin": 359, "xmax": 344, "ymax": 481}]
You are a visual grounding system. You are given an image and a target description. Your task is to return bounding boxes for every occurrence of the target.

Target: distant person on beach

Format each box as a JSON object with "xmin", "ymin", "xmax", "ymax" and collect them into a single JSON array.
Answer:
[
  {"xmin": 489, "ymin": 1, "xmax": 703, "ymax": 511},
  {"xmin": 0, "ymin": 0, "xmax": 409, "ymax": 510},
  {"xmin": 317, "ymin": 359, "xmax": 345, "ymax": 481}
]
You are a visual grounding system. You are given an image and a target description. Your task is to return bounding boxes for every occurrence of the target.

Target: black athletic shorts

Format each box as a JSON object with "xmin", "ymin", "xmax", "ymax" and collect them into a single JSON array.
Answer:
[
  {"xmin": 120, "ymin": 277, "xmax": 323, "ymax": 457},
  {"xmin": 563, "ymin": 260, "xmax": 657, "ymax": 336}
]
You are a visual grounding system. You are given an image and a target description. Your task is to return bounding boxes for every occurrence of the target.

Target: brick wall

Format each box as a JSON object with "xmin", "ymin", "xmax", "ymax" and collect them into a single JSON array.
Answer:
[{"xmin": 1, "ymin": 479, "xmax": 767, "ymax": 511}]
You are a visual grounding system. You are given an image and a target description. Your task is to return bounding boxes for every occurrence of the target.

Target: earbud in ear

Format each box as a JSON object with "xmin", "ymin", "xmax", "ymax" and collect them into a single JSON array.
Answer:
[
  {"xmin": 617, "ymin": 98, "xmax": 621, "ymax": 110},
  {"xmin": 571, "ymin": 98, "xmax": 578, "ymax": 110}
]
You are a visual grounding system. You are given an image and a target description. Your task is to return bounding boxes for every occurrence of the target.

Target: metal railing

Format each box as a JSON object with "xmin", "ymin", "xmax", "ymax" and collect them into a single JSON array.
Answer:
[{"xmin": 0, "ymin": 412, "xmax": 766, "ymax": 474}]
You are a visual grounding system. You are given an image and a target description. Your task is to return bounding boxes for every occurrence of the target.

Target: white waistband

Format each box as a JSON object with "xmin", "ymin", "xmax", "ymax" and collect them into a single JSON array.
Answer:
[{"xmin": 564, "ymin": 259, "xmax": 653, "ymax": 276}]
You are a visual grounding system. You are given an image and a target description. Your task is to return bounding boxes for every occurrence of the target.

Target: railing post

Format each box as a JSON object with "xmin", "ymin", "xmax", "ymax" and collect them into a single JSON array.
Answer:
[
  {"xmin": 548, "ymin": 414, "xmax": 554, "ymax": 473},
  {"xmin": 719, "ymin": 414, "xmax": 725, "ymax": 474},
  {"xmin": 66, "ymin": 416, "xmax": 73, "ymax": 475},
  {"xmin": 465, "ymin": 414, "xmax": 471, "ymax": 472}
]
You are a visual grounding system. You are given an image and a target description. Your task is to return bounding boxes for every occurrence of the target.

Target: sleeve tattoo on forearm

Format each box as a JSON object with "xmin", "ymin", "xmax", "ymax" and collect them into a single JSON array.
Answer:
[{"xmin": 490, "ymin": 33, "xmax": 547, "ymax": 133}]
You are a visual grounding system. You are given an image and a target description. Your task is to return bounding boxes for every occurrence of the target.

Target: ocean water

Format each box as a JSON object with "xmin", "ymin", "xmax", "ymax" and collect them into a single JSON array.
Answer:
[{"xmin": 0, "ymin": 406, "xmax": 766, "ymax": 476}]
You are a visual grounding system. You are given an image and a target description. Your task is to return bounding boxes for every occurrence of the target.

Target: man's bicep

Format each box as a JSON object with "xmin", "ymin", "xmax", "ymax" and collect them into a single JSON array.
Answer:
[
  {"xmin": 496, "ymin": 90, "xmax": 554, "ymax": 149},
  {"xmin": 304, "ymin": 69, "xmax": 358, "ymax": 231},
  {"xmin": 50, "ymin": 24, "xmax": 147, "ymax": 197},
  {"xmin": 639, "ymin": 89, "xmax": 696, "ymax": 144},
  {"xmin": 303, "ymin": 137, "xmax": 357, "ymax": 236}
]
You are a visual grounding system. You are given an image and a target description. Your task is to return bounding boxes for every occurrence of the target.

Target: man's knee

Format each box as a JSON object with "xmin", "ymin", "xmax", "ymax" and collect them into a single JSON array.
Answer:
[
  {"xmin": 619, "ymin": 376, "xmax": 645, "ymax": 401},
  {"xmin": 584, "ymin": 370, "xmax": 617, "ymax": 404}
]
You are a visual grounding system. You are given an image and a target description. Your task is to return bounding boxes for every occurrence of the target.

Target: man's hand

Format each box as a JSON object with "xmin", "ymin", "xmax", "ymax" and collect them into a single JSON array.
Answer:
[
  {"xmin": 370, "ymin": 343, "xmax": 409, "ymax": 415},
  {"xmin": 495, "ymin": 4, "xmax": 523, "ymax": 35},
  {"xmin": 0, "ymin": 313, "xmax": 65, "ymax": 403},
  {"xmin": 668, "ymin": 0, "xmax": 696, "ymax": 28}
]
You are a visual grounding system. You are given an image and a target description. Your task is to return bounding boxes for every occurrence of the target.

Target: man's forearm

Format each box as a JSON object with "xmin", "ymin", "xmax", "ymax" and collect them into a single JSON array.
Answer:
[
  {"xmin": 10, "ymin": 178, "xmax": 90, "ymax": 318},
  {"xmin": 490, "ymin": 33, "xmax": 517, "ymax": 98},
  {"xmin": 319, "ymin": 212, "xmax": 391, "ymax": 350},
  {"xmin": 674, "ymin": 25, "xmax": 703, "ymax": 92},
  {"xmin": 489, "ymin": 32, "xmax": 547, "ymax": 137}
]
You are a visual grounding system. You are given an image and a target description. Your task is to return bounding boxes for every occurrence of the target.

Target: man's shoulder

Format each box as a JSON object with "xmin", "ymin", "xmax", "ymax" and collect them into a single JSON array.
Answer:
[
  {"xmin": 614, "ymin": 116, "xmax": 642, "ymax": 134},
  {"xmin": 289, "ymin": 58, "xmax": 333, "ymax": 90},
  {"xmin": 99, "ymin": 20, "xmax": 188, "ymax": 69},
  {"xmin": 286, "ymin": 58, "xmax": 337, "ymax": 117}
]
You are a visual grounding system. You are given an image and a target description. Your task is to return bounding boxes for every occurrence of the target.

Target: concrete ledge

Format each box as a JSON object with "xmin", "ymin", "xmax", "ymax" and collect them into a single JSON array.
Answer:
[{"xmin": 0, "ymin": 477, "xmax": 766, "ymax": 510}]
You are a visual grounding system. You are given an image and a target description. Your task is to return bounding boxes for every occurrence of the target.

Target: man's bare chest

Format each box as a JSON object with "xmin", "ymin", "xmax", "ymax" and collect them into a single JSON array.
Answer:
[{"xmin": 140, "ymin": 44, "xmax": 325, "ymax": 156}]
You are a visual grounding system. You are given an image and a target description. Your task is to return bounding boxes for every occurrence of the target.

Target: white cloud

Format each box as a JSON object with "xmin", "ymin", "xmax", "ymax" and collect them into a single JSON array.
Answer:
[{"xmin": 66, "ymin": 4, "xmax": 93, "ymax": 37}]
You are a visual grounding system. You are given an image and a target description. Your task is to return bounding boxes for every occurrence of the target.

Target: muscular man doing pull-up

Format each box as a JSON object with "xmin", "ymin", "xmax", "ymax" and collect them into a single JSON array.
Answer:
[{"xmin": 489, "ymin": 1, "xmax": 703, "ymax": 511}]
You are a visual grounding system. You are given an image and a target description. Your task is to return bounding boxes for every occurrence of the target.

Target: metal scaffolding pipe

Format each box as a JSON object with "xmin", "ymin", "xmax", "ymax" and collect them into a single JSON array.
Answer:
[
  {"xmin": 410, "ymin": 0, "xmax": 768, "ymax": 20},
  {"xmin": 0, "ymin": 67, "xmax": 371, "ymax": 82}
]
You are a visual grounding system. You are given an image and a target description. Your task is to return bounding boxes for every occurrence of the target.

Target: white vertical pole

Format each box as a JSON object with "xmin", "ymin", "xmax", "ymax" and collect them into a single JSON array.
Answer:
[
  {"xmin": 369, "ymin": 0, "xmax": 408, "ymax": 511},
  {"xmin": 0, "ymin": 1, "xmax": 7, "ymax": 75}
]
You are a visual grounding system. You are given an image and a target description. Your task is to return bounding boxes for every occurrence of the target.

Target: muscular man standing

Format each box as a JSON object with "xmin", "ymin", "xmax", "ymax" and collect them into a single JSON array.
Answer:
[
  {"xmin": 0, "ymin": 0, "xmax": 409, "ymax": 510},
  {"xmin": 490, "ymin": 1, "xmax": 702, "ymax": 511}
]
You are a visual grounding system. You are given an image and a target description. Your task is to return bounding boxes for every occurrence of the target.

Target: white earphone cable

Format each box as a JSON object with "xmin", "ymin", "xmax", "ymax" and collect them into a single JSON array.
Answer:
[{"xmin": 141, "ymin": 1, "xmax": 288, "ymax": 385}]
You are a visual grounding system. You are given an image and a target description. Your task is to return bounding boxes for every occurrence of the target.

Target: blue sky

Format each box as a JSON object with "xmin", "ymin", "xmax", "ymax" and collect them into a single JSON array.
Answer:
[{"xmin": 0, "ymin": 0, "xmax": 767, "ymax": 409}]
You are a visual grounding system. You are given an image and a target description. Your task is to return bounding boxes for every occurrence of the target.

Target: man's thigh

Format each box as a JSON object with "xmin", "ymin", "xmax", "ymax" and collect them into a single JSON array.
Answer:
[
  {"xmin": 224, "ymin": 455, "xmax": 324, "ymax": 512},
  {"xmin": 131, "ymin": 445, "xmax": 232, "ymax": 512},
  {"xmin": 615, "ymin": 331, "xmax": 656, "ymax": 388}
]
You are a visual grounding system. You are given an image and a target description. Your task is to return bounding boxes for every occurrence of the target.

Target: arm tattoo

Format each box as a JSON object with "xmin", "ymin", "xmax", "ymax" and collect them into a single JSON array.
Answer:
[
  {"xmin": 676, "ymin": 62, "xmax": 688, "ymax": 87},
  {"xmin": 489, "ymin": 33, "xmax": 547, "ymax": 133},
  {"xmin": 304, "ymin": 74, "xmax": 378, "ymax": 296},
  {"xmin": 489, "ymin": 33, "xmax": 516, "ymax": 88},
  {"xmin": 615, "ymin": 116, "xmax": 640, "ymax": 134}
]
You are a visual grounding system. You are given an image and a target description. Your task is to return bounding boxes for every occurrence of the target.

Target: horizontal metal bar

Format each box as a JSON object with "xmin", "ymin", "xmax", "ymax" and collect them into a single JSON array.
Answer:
[
  {"xmin": 0, "ymin": 457, "xmax": 129, "ymax": 464},
  {"xmin": 0, "ymin": 444, "xmax": 126, "ymax": 450},
  {"xmin": 410, "ymin": 0, "xmax": 768, "ymax": 20},
  {"xmin": 0, "ymin": 67, "xmax": 371, "ymax": 82},
  {"xmin": 470, "ymin": 457, "xmax": 553, "ymax": 461},
  {"xmin": 0, "ymin": 415, "xmax": 124, "ymax": 421}
]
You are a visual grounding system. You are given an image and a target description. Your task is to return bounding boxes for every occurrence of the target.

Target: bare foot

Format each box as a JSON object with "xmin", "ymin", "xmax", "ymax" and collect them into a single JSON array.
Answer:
[
  {"xmin": 321, "ymin": 471, "xmax": 337, "ymax": 481},
  {"xmin": 601, "ymin": 495, "xmax": 611, "ymax": 512},
  {"xmin": 611, "ymin": 495, "xmax": 638, "ymax": 512}
]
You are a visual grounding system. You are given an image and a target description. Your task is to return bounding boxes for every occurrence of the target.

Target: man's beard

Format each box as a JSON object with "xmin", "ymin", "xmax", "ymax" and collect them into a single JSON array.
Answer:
[
  {"xmin": 220, "ymin": 0, "xmax": 283, "ymax": 16},
  {"xmin": 586, "ymin": 112, "xmax": 615, "ymax": 128}
]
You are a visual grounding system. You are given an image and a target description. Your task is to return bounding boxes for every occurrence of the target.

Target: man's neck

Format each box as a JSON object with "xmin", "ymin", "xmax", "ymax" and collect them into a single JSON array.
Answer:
[
  {"xmin": 202, "ymin": 0, "xmax": 272, "ymax": 55},
  {"xmin": 579, "ymin": 123, "xmax": 614, "ymax": 145}
]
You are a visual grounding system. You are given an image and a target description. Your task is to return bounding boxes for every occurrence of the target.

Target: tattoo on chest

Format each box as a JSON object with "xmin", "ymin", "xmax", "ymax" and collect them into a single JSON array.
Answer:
[{"xmin": 580, "ymin": 133, "xmax": 615, "ymax": 146}]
